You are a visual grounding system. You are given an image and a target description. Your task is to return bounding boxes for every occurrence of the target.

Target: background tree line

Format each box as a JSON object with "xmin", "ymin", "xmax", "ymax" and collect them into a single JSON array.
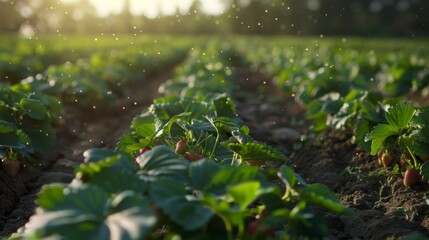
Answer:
[{"xmin": 0, "ymin": 0, "xmax": 427, "ymax": 36}]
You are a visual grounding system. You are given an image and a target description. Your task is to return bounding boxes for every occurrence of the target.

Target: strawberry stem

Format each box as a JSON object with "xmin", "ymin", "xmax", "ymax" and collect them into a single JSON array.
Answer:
[{"xmin": 406, "ymin": 146, "xmax": 419, "ymax": 169}]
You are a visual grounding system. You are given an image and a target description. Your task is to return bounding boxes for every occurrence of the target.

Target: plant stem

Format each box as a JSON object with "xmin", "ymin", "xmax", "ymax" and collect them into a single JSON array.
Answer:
[
  {"xmin": 221, "ymin": 216, "xmax": 234, "ymax": 240},
  {"xmin": 406, "ymin": 146, "xmax": 419, "ymax": 169}
]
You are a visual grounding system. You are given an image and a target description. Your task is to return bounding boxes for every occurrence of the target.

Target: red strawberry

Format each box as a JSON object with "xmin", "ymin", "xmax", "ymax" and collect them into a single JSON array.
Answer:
[
  {"xmin": 403, "ymin": 168, "xmax": 422, "ymax": 187},
  {"xmin": 399, "ymin": 152, "xmax": 412, "ymax": 168},
  {"xmin": 246, "ymin": 220, "xmax": 259, "ymax": 235},
  {"xmin": 175, "ymin": 139, "xmax": 187, "ymax": 154},
  {"xmin": 139, "ymin": 147, "xmax": 151, "ymax": 155},
  {"xmin": 136, "ymin": 147, "xmax": 151, "ymax": 166},
  {"xmin": 246, "ymin": 219, "xmax": 275, "ymax": 237},
  {"xmin": 184, "ymin": 152, "xmax": 204, "ymax": 162},
  {"xmin": 399, "ymin": 157, "xmax": 407, "ymax": 168},
  {"xmin": 1, "ymin": 158, "xmax": 20, "ymax": 176}
]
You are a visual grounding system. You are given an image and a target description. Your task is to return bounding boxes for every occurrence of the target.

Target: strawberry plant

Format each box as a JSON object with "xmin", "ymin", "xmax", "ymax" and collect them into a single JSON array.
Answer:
[
  {"xmin": 23, "ymin": 146, "xmax": 352, "ymax": 239},
  {"xmin": 366, "ymin": 103, "xmax": 429, "ymax": 184},
  {"xmin": 0, "ymin": 86, "xmax": 61, "ymax": 166}
]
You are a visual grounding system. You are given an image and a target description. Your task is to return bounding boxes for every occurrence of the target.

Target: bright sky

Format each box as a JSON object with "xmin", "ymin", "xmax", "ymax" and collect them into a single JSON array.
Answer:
[{"xmin": 62, "ymin": 0, "xmax": 226, "ymax": 18}]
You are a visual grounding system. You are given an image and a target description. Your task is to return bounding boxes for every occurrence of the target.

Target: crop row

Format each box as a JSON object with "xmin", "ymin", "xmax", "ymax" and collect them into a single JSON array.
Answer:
[
  {"xmin": 236, "ymin": 37, "xmax": 429, "ymax": 187},
  {"xmin": 0, "ymin": 35, "xmax": 190, "ymax": 84},
  {"xmin": 16, "ymin": 42, "xmax": 352, "ymax": 239},
  {"xmin": 0, "ymin": 37, "xmax": 194, "ymax": 176}
]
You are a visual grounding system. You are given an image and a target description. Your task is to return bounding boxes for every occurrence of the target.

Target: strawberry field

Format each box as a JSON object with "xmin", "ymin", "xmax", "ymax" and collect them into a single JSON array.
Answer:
[{"xmin": 1, "ymin": 35, "xmax": 429, "ymax": 240}]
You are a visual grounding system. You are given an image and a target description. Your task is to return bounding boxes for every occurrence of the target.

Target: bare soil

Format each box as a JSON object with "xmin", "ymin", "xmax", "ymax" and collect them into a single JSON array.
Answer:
[
  {"xmin": 0, "ymin": 71, "xmax": 171, "ymax": 237},
  {"xmin": 234, "ymin": 67, "xmax": 429, "ymax": 239}
]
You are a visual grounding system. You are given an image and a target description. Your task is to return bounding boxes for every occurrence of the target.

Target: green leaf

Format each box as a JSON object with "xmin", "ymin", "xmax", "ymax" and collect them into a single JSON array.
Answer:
[
  {"xmin": 0, "ymin": 120, "xmax": 16, "ymax": 133},
  {"xmin": 29, "ymin": 185, "xmax": 156, "ymax": 240},
  {"xmin": 155, "ymin": 112, "xmax": 191, "ymax": 138},
  {"xmin": 227, "ymin": 181, "xmax": 261, "ymax": 210},
  {"xmin": 77, "ymin": 155, "xmax": 143, "ymax": 195},
  {"xmin": 20, "ymin": 98, "xmax": 48, "ymax": 120},
  {"xmin": 83, "ymin": 148, "xmax": 119, "ymax": 164},
  {"xmin": 366, "ymin": 124, "xmax": 398, "ymax": 155},
  {"xmin": 300, "ymin": 183, "xmax": 353, "ymax": 215},
  {"xmin": 137, "ymin": 145, "xmax": 188, "ymax": 182},
  {"xmin": 188, "ymin": 159, "xmax": 222, "ymax": 190},
  {"xmin": 149, "ymin": 178, "xmax": 213, "ymax": 231},
  {"xmin": 385, "ymin": 103, "xmax": 415, "ymax": 132},
  {"xmin": 278, "ymin": 165, "xmax": 297, "ymax": 188},
  {"xmin": 212, "ymin": 94, "xmax": 236, "ymax": 118},
  {"xmin": 205, "ymin": 165, "xmax": 261, "ymax": 195},
  {"xmin": 21, "ymin": 117, "xmax": 55, "ymax": 153},
  {"xmin": 226, "ymin": 142, "xmax": 286, "ymax": 162},
  {"xmin": 414, "ymin": 107, "xmax": 429, "ymax": 125},
  {"xmin": 30, "ymin": 93, "xmax": 62, "ymax": 119},
  {"xmin": 116, "ymin": 133, "xmax": 144, "ymax": 154},
  {"xmin": 0, "ymin": 131, "xmax": 28, "ymax": 149},
  {"xmin": 231, "ymin": 130, "xmax": 253, "ymax": 144},
  {"xmin": 37, "ymin": 184, "xmax": 68, "ymax": 210},
  {"xmin": 354, "ymin": 118, "xmax": 372, "ymax": 152},
  {"xmin": 106, "ymin": 191, "xmax": 157, "ymax": 239}
]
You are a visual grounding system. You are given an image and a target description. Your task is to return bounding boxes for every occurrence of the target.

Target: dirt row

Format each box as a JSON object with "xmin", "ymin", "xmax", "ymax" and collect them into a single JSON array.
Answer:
[
  {"xmin": 0, "ymin": 71, "xmax": 171, "ymax": 237},
  {"xmin": 233, "ymin": 67, "xmax": 429, "ymax": 239}
]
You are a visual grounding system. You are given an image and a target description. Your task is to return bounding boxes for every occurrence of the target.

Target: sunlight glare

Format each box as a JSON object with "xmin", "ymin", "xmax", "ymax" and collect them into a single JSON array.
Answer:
[{"xmin": 61, "ymin": 0, "xmax": 225, "ymax": 17}]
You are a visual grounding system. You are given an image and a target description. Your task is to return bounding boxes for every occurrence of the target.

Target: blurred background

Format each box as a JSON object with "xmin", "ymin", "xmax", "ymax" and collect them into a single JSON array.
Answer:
[{"xmin": 0, "ymin": 0, "xmax": 428, "ymax": 37}]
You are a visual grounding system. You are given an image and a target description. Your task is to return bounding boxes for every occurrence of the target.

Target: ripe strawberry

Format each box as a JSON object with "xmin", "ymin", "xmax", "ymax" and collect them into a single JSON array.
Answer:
[
  {"xmin": 175, "ymin": 139, "xmax": 187, "ymax": 154},
  {"xmin": 1, "ymin": 158, "xmax": 20, "ymax": 176},
  {"xmin": 246, "ymin": 219, "xmax": 275, "ymax": 237},
  {"xmin": 139, "ymin": 147, "xmax": 151, "ymax": 155},
  {"xmin": 246, "ymin": 220, "xmax": 259, "ymax": 235},
  {"xmin": 184, "ymin": 152, "xmax": 204, "ymax": 162},
  {"xmin": 399, "ymin": 152, "xmax": 412, "ymax": 168},
  {"xmin": 403, "ymin": 168, "xmax": 422, "ymax": 187},
  {"xmin": 399, "ymin": 157, "xmax": 407, "ymax": 168},
  {"xmin": 136, "ymin": 147, "xmax": 151, "ymax": 166}
]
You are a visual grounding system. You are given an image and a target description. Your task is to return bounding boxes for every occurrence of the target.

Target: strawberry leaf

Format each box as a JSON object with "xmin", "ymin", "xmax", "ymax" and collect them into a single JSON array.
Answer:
[
  {"xmin": 188, "ymin": 159, "xmax": 222, "ymax": 190},
  {"xmin": 136, "ymin": 145, "xmax": 188, "ymax": 182},
  {"xmin": 413, "ymin": 107, "xmax": 429, "ymax": 125},
  {"xmin": 227, "ymin": 181, "xmax": 271, "ymax": 210},
  {"xmin": 21, "ymin": 117, "xmax": 55, "ymax": 153},
  {"xmin": 149, "ymin": 178, "xmax": 213, "ymax": 231},
  {"xmin": 300, "ymin": 183, "xmax": 354, "ymax": 215},
  {"xmin": 354, "ymin": 118, "xmax": 372, "ymax": 152},
  {"xmin": 226, "ymin": 142, "xmax": 286, "ymax": 162},
  {"xmin": 204, "ymin": 165, "xmax": 271, "ymax": 195},
  {"xmin": 0, "ymin": 120, "xmax": 16, "ymax": 133},
  {"xmin": 366, "ymin": 124, "xmax": 398, "ymax": 155},
  {"xmin": 385, "ymin": 103, "xmax": 415, "ymax": 132},
  {"xmin": 29, "ymin": 185, "xmax": 156, "ymax": 239},
  {"xmin": 278, "ymin": 165, "xmax": 297, "ymax": 188},
  {"xmin": 20, "ymin": 98, "xmax": 48, "ymax": 120},
  {"xmin": 212, "ymin": 93, "xmax": 236, "ymax": 118},
  {"xmin": 77, "ymin": 154, "xmax": 143, "ymax": 194}
]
